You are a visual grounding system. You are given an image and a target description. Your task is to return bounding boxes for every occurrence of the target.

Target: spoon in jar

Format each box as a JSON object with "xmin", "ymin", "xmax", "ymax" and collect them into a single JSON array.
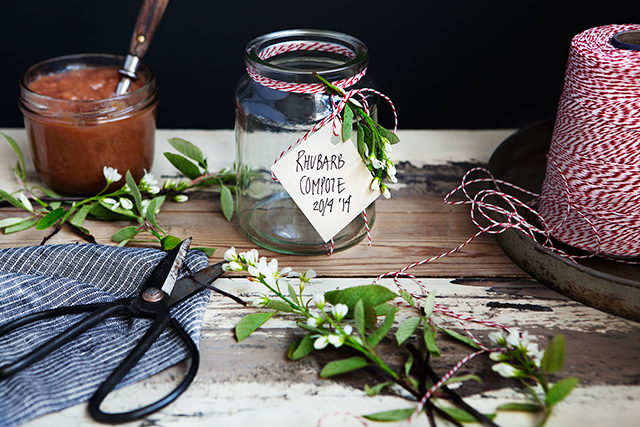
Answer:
[{"xmin": 115, "ymin": 0, "xmax": 170, "ymax": 96}]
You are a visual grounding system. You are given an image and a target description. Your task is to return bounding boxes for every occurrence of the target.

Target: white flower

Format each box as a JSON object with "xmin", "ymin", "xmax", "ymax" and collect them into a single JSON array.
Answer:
[
  {"xmin": 381, "ymin": 138, "xmax": 392, "ymax": 155},
  {"xmin": 307, "ymin": 315, "xmax": 324, "ymax": 328},
  {"xmin": 173, "ymin": 194, "xmax": 189, "ymax": 203},
  {"xmin": 489, "ymin": 351, "xmax": 508, "ymax": 362},
  {"xmin": 103, "ymin": 166, "xmax": 122, "ymax": 184},
  {"xmin": 369, "ymin": 156, "xmax": 384, "ymax": 169},
  {"xmin": 242, "ymin": 249, "xmax": 259, "ymax": 266},
  {"xmin": 370, "ymin": 177, "xmax": 381, "ymax": 192},
  {"xmin": 381, "ymin": 185, "xmax": 391, "ymax": 199},
  {"xmin": 314, "ymin": 335, "xmax": 329, "ymax": 350},
  {"xmin": 222, "ymin": 261, "xmax": 243, "ymax": 272},
  {"xmin": 489, "ymin": 330, "xmax": 507, "ymax": 347},
  {"xmin": 313, "ymin": 293, "xmax": 326, "ymax": 308},
  {"xmin": 328, "ymin": 334, "xmax": 344, "ymax": 348},
  {"xmin": 300, "ymin": 269, "xmax": 316, "ymax": 284},
  {"xmin": 386, "ymin": 163, "xmax": 398, "ymax": 183},
  {"xmin": 257, "ymin": 257, "xmax": 279, "ymax": 286},
  {"xmin": 252, "ymin": 294, "xmax": 269, "ymax": 307},
  {"xmin": 343, "ymin": 325, "xmax": 353, "ymax": 336},
  {"xmin": 224, "ymin": 247, "xmax": 239, "ymax": 262},
  {"xmin": 492, "ymin": 362, "xmax": 522, "ymax": 378},
  {"xmin": 332, "ymin": 303, "xmax": 349, "ymax": 321},
  {"xmin": 119, "ymin": 197, "xmax": 133, "ymax": 210},
  {"xmin": 506, "ymin": 328, "xmax": 521, "ymax": 348}
]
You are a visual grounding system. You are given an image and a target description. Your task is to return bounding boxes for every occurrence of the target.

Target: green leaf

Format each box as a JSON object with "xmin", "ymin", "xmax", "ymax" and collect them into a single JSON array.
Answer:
[
  {"xmin": 342, "ymin": 104, "xmax": 354, "ymax": 142},
  {"xmin": 541, "ymin": 334, "xmax": 567, "ymax": 374},
  {"xmin": 0, "ymin": 189, "xmax": 29, "ymax": 211},
  {"xmin": 424, "ymin": 324, "xmax": 441, "ymax": 357},
  {"xmin": 126, "ymin": 171, "xmax": 143, "ymax": 215},
  {"xmin": 0, "ymin": 217, "xmax": 28, "ymax": 228},
  {"xmin": 161, "ymin": 235, "xmax": 182, "ymax": 250},
  {"xmin": 168, "ymin": 138, "xmax": 206, "ymax": 167},
  {"xmin": 497, "ymin": 402, "xmax": 543, "ymax": 412},
  {"xmin": 396, "ymin": 316, "xmax": 422, "ymax": 345},
  {"xmin": 320, "ymin": 356, "xmax": 368, "ymax": 378},
  {"xmin": 439, "ymin": 327, "xmax": 483, "ymax": 350},
  {"xmin": 4, "ymin": 219, "xmax": 37, "ymax": 234},
  {"xmin": 1, "ymin": 133, "xmax": 26, "ymax": 183},
  {"xmin": 546, "ymin": 377, "xmax": 579, "ymax": 407},
  {"xmin": 363, "ymin": 408, "xmax": 414, "ymax": 422},
  {"xmin": 364, "ymin": 381, "xmax": 394, "ymax": 397},
  {"xmin": 368, "ymin": 307, "xmax": 396, "ymax": 348},
  {"xmin": 267, "ymin": 299, "xmax": 295, "ymax": 313},
  {"xmin": 97, "ymin": 199, "xmax": 138, "ymax": 219},
  {"xmin": 354, "ymin": 299, "xmax": 366, "ymax": 339},
  {"xmin": 400, "ymin": 289, "xmax": 415, "ymax": 307},
  {"xmin": 375, "ymin": 123, "xmax": 400, "ymax": 144},
  {"xmin": 443, "ymin": 374, "xmax": 482, "ymax": 386},
  {"xmin": 192, "ymin": 247, "xmax": 216, "ymax": 257},
  {"xmin": 36, "ymin": 207, "xmax": 66, "ymax": 230},
  {"xmin": 435, "ymin": 405, "xmax": 496, "ymax": 423},
  {"xmin": 111, "ymin": 226, "xmax": 140, "ymax": 243},
  {"xmin": 324, "ymin": 285, "xmax": 397, "ymax": 313},
  {"xmin": 144, "ymin": 196, "xmax": 164, "ymax": 231},
  {"xmin": 70, "ymin": 204, "xmax": 93, "ymax": 228},
  {"xmin": 235, "ymin": 311, "xmax": 276, "ymax": 342},
  {"xmin": 164, "ymin": 152, "xmax": 202, "ymax": 180},
  {"xmin": 220, "ymin": 184, "xmax": 234, "ymax": 221},
  {"xmin": 288, "ymin": 333, "xmax": 314, "ymax": 360},
  {"xmin": 89, "ymin": 203, "xmax": 133, "ymax": 221},
  {"xmin": 423, "ymin": 291, "xmax": 436, "ymax": 319},
  {"xmin": 287, "ymin": 283, "xmax": 300, "ymax": 307},
  {"xmin": 32, "ymin": 185, "xmax": 62, "ymax": 199},
  {"xmin": 356, "ymin": 123, "xmax": 366, "ymax": 158}
]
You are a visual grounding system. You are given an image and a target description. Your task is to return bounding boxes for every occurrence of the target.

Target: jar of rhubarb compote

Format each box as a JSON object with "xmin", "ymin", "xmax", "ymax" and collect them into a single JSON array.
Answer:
[{"xmin": 235, "ymin": 29, "xmax": 379, "ymax": 255}]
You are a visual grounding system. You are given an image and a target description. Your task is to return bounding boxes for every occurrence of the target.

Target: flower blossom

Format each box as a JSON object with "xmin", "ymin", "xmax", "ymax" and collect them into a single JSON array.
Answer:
[
  {"xmin": 332, "ymin": 303, "xmax": 349, "ymax": 321},
  {"xmin": 103, "ymin": 167, "xmax": 122, "ymax": 185},
  {"xmin": 492, "ymin": 362, "xmax": 523, "ymax": 378}
]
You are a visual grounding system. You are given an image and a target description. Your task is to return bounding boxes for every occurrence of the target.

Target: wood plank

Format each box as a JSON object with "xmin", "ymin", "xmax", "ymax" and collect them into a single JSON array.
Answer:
[{"xmin": 0, "ymin": 195, "xmax": 526, "ymax": 278}]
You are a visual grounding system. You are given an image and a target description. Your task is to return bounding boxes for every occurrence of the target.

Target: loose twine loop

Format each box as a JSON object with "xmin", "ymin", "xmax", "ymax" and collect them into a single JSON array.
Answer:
[{"xmin": 247, "ymin": 40, "xmax": 398, "ymax": 254}]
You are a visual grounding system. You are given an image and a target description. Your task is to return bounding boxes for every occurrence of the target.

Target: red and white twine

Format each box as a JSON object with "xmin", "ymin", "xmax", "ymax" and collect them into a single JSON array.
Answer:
[
  {"xmin": 538, "ymin": 23, "xmax": 640, "ymax": 258},
  {"xmin": 248, "ymin": 39, "xmax": 399, "ymax": 253}
]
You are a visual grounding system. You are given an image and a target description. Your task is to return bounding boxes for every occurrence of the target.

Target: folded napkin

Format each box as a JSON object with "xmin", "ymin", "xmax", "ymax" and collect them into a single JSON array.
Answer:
[{"xmin": 0, "ymin": 244, "xmax": 210, "ymax": 427}]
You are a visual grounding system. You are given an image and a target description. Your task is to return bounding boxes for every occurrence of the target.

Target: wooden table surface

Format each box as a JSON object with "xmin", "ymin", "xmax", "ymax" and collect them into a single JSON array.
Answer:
[{"xmin": 0, "ymin": 128, "xmax": 638, "ymax": 427}]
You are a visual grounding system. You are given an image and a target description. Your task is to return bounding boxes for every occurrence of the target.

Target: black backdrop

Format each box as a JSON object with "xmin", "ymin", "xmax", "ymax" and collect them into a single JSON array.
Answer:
[{"xmin": 1, "ymin": 1, "xmax": 635, "ymax": 130}]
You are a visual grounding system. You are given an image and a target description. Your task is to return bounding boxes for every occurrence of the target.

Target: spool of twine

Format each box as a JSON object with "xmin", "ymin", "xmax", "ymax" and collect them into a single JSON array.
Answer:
[{"xmin": 538, "ymin": 24, "xmax": 640, "ymax": 258}]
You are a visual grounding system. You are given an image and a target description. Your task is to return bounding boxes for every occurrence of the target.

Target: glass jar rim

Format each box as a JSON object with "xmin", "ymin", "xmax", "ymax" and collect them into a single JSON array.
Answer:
[
  {"xmin": 19, "ymin": 53, "xmax": 158, "ymax": 120},
  {"xmin": 245, "ymin": 29, "xmax": 369, "ymax": 83},
  {"xmin": 19, "ymin": 53, "xmax": 156, "ymax": 104}
]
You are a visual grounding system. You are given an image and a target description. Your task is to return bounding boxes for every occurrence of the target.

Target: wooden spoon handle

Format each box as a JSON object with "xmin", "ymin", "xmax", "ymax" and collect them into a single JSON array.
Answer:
[{"xmin": 128, "ymin": 0, "xmax": 170, "ymax": 58}]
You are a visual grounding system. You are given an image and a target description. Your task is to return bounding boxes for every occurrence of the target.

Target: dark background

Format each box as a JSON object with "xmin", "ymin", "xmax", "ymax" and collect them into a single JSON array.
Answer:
[{"xmin": 1, "ymin": 1, "xmax": 635, "ymax": 130}]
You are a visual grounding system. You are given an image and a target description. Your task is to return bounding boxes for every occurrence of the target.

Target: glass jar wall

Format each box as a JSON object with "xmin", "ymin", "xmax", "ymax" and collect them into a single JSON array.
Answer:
[{"xmin": 235, "ymin": 30, "xmax": 377, "ymax": 255}]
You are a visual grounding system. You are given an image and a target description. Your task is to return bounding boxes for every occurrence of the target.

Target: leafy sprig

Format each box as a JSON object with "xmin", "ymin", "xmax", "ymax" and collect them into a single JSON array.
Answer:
[
  {"xmin": 314, "ymin": 73, "xmax": 400, "ymax": 199},
  {"xmin": 224, "ymin": 248, "xmax": 578, "ymax": 426},
  {"xmin": 0, "ymin": 133, "xmax": 234, "ymax": 253}
]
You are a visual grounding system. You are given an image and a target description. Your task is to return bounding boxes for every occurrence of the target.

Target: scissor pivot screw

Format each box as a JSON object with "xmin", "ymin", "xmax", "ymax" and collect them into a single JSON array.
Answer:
[{"xmin": 142, "ymin": 287, "xmax": 165, "ymax": 302}]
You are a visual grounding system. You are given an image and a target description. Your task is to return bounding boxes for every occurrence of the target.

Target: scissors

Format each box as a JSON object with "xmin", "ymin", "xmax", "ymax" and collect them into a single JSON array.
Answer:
[{"xmin": 0, "ymin": 238, "xmax": 225, "ymax": 423}]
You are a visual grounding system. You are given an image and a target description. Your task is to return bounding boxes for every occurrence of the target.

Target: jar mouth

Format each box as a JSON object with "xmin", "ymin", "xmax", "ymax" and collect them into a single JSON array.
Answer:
[
  {"xmin": 245, "ymin": 29, "xmax": 369, "ymax": 84},
  {"xmin": 19, "ymin": 53, "xmax": 158, "ymax": 120}
]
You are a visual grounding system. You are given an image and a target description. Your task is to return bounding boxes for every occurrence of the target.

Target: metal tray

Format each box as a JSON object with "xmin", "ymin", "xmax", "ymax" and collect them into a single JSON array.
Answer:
[{"xmin": 487, "ymin": 120, "xmax": 640, "ymax": 322}]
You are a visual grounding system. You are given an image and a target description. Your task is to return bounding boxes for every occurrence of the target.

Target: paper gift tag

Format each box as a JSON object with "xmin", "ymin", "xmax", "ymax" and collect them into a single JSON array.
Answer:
[{"xmin": 271, "ymin": 124, "xmax": 380, "ymax": 242}]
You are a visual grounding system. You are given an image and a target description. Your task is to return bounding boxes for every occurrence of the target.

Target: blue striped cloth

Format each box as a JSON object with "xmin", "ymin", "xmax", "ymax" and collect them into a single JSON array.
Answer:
[{"xmin": 0, "ymin": 244, "xmax": 211, "ymax": 427}]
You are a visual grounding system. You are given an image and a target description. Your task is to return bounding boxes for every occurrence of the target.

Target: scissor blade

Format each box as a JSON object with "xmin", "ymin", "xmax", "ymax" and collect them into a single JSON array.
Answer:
[
  {"xmin": 167, "ymin": 261, "xmax": 226, "ymax": 307},
  {"xmin": 143, "ymin": 238, "xmax": 192, "ymax": 296}
]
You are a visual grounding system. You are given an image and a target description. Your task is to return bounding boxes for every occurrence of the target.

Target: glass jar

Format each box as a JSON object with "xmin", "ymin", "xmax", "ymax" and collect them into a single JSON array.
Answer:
[
  {"xmin": 235, "ymin": 29, "xmax": 377, "ymax": 255},
  {"xmin": 19, "ymin": 53, "xmax": 159, "ymax": 196}
]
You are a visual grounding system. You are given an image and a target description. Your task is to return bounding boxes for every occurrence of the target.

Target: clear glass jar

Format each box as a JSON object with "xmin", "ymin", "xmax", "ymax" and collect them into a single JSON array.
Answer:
[
  {"xmin": 19, "ymin": 53, "xmax": 159, "ymax": 196},
  {"xmin": 235, "ymin": 29, "xmax": 377, "ymax": 255}
]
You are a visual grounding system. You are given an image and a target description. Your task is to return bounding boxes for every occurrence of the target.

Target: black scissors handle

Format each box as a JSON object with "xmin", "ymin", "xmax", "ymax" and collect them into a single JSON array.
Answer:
[
  {"xmin": 0, "ymin": 299, "xmax": 132, "ymax": 380},
  {"xmin": 89, "ymin": 313, "xmax": 200, "ymax": 423}
]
